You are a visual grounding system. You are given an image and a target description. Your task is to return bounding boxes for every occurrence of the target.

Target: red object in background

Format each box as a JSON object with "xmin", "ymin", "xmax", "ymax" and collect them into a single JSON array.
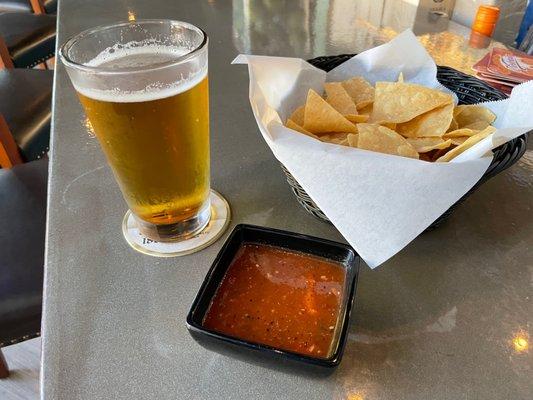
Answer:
[
  {"xmin": 472, "ymin": 47, "xmax": 533, "ymax": 95},
  {"xmin": 472, "ymin": 5, "xmax": 500, "ymax": 37},
  {"xmin": 487, "ymin": 48, "xmax": 533, "ymax": 82},
  {"xmin": 475, "ymin": 73, "xmax": 513, "ymax": 94},
  {"xmin": 473, "ymin": 48, "xmax": 533, "ymax": 83}
]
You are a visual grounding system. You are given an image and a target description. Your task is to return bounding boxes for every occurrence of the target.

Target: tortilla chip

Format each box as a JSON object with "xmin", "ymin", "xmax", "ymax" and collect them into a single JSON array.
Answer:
[
  {"xmin": 337, "ymin": 138, "xmax": 349, "ymax": 146},
  {"xmin": 359, "ymin": 103, "xmax": 373, "ymax": 116},
  {"xmin": 342, "ymin": 77, "xmax": 375, "ymax": 110},
  {"xmin": 454, "ymin": 105, "xmax": 496, "ymax": 128},
  {"xmin": 447, "ymin": 115, "xmax": 458, "ymax": 132},
  {"xmin": 431, "ymin": 147, "xmax": 454, "ymax": 162},
  {"xmin": 443, "ymin": 128, "xmax": 478, "ymax": 138},
  {"xmin": 450, "ymin": 137, "xmax": 468, "ymax": 146},
  {"xmin": 372, "ymin": 82, "xmax": 453, "ymax": 123},
  {"xmin": 396, "ymin": 103, "xmax": 454, "ymax": 138},
  {"xmin": 320, "ymin": 132, "xmax": 350, "ymax": 145},
  {"xmin": 286, "ymin": 119, "xmax": 319, "ymax": 139},
  {"xmin": 380, "ymin": 122, "xmax": 397, "ymax": 130},
  {"xmin": 303, "ymin": 90, "xmax": 357, "ymax": 134},
  {"xmin": 289, "ymin": 106, "xmax": 305, "ymax": 126},
  {"xmin": 357, "ymin": 123, "xmax": 419, "ymax": 159},
  {"xmin": 357, "ymin": 100, "xmax": 374, "ymax": 110},
  {"xmin": 406, "ymin": 137, "xmax": 443, "ymax": 151},
  {"xmin": 436, "ymin": 126, "xmax": 495, "ymax": 162},
  {"xmin": 407, "ymin": 138, "xmax": 452, "ymax": 153},
  {"xmin": 462, "ymin": 121, "xmax": 491, "ymax": 130},
  {"xmin": 406, "ymin": 137, "xmax": 444, "ymax": 148},
  {"xmin": 345, "ymin": 114, "xmax": 369, "ymax": 123},
  {"xmin": 324, "ymin": 82, "xmax": 358, "ymax": 116},
  {"xmin": 428, "ymin": 140, "xmax": 453, "ymax": 153},
  {"xmin": 347, "ymin": 133, "xmax": 358, "ymax": 147}
]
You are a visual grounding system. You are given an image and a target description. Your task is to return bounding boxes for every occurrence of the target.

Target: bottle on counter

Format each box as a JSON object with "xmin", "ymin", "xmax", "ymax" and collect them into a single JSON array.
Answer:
[{"xmin": 472, "ymin": 5, "xmax": 500, "ymax": 37}]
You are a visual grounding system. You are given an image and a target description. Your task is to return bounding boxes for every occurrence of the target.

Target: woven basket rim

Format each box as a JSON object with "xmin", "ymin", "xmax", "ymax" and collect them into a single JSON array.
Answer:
[{"xmin": 280, "ymin": 54, "xmax": 529, "ymax": 228}]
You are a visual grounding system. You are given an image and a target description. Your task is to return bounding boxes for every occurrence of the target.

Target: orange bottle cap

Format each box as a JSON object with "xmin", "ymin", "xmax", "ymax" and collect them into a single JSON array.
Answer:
[
  {"xmin": 472, "ymin": 5, "xmax": 500, "ymax": 37},
  {"xmin": 476, "ymin": 5, "xmax": 500, "ymax": 22}
]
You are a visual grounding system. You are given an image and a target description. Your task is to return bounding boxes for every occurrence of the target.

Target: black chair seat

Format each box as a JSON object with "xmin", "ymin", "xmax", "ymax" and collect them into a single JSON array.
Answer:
[
  {"xmin": 0, "ymin": 69, "xmax": 52, "ymax": 161},
  {"xmin": 44, "ymin": 0, "xmax": 56, "ymax": 14},
  {"xmin": 0, "ymin": 159, "xmax": 47, "ymax": 347},
  {"xmin": 0, "ymin": 0, "xmax": 31, "ymax": 13},
  {"xmin": 0, "ymin": 12, "xmax": 56, "ymax": 68}
]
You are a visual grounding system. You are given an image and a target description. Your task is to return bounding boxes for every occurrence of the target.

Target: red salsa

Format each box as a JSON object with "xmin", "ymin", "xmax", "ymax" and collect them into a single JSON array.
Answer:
[{"xmin": 202, "ymin": 243, "xmax": 346, "ymax": 358}]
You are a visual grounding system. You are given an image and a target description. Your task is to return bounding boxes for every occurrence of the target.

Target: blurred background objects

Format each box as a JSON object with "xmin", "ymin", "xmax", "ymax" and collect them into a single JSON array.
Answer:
[{"xmin": 232, "ymin": 0, "xmax": 531, "ymax": 89}]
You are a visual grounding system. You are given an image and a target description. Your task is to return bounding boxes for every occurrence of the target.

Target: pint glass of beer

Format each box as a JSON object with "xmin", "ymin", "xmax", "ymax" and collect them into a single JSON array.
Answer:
[{"xmin": 60, "ymin": 20, "xmax": 211, "ymax": 241}]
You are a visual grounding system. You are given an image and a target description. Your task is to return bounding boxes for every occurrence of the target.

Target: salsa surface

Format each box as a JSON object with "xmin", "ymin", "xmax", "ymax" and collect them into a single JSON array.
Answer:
[{"xmin": 202, "ymin": 243, "xmax": 346, "ymax": 358}]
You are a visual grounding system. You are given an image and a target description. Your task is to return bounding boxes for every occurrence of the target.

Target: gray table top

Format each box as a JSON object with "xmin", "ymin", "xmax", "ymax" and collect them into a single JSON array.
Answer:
[{"xmin": 42, "ymin": 1, "xmax": 532, "ymax": 399}]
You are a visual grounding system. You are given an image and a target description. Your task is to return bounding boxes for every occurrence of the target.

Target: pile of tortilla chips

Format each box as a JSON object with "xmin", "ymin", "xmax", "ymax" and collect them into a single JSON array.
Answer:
[{"xmin": 285, "ymin": 75, "xmax": 496, "ymax": 162}]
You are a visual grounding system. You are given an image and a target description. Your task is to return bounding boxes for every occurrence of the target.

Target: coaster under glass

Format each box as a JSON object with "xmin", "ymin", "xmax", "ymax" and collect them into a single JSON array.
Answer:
[{"xmin": 122, "ymin": 190, "xmax": 230, "ymax": 257}]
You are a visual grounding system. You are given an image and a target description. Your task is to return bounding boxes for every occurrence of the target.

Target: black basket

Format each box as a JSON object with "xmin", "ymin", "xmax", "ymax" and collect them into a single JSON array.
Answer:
[{"xmin": 281, "ymin": 55, "xmax": 529, "ymax": 230}]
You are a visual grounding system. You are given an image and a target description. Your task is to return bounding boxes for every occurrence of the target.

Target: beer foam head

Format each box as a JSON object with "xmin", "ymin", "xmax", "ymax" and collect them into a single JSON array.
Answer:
[{"xmin": 73, "ymin": 43, "xmax": 207, "ymax": 103}]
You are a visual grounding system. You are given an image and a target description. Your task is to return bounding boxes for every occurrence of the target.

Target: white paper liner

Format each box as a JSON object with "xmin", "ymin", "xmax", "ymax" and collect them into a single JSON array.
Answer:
[{"xmin": 233, "ymin": 30, "xmax": 532, "ymax": 268}]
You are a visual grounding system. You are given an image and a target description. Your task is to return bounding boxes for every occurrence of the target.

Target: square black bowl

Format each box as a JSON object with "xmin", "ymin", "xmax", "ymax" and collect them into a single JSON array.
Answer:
[{"xmin": 186, "ymin": 224, "xmax": 360, "ymax": 370}]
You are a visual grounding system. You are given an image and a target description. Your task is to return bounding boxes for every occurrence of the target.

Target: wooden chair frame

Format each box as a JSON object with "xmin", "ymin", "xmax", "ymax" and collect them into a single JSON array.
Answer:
[
  {"xmin": 0, "ymin": 35, "xmax": 14, "ymax": 70},
  {"xmin": 0, "ymin": 113, "xmax": 23, "ymax": 168},
  {"xmin": 30, "ymin": 0, "xmax": 46, "ymax": 14}
]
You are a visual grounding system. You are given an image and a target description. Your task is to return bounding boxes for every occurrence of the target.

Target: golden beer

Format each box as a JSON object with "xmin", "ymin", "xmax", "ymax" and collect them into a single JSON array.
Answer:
[
  {"xmin": 61, "ymin": 20, "xmax": 215, "ymax": 244},
  {"xmin": 78, "ymin": 75, "xmax": 210, "ymax": 227}
]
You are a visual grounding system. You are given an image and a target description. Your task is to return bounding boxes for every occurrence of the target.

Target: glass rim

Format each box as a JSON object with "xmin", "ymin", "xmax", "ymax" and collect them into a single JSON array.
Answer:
[{"xmin": 59, "ymin": 19, "xmax": 208, "ymax": 75}]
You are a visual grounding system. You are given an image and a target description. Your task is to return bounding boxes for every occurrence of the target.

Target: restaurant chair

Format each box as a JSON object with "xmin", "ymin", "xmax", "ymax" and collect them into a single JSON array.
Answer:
[
  {"xmin": 0, "ymin": 65, "xmax": 50, "ymax": 378},
  {"xmin": 30, "ymin": 0, "xmax": 57, "ymax": 14},
  {"xmin": 0, "ymin": 11, "xmax": 56, "ymax": 69},
  {"xmin": 0, "ymin": 157, "xmax": 48, "ymax": 378},
  {"xmin": 0, "ymin": 0, "xmax": 56, "ymax": 14},
  {"xmin": 0, "ymin": 68, "xmax": 52, "ymax": 167}
]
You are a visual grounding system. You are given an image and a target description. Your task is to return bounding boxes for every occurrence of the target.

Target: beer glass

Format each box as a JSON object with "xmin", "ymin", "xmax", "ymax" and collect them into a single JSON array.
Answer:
[{"xmin": 60, "ymin": 20, "xmax": 211, "ymax": 242}]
